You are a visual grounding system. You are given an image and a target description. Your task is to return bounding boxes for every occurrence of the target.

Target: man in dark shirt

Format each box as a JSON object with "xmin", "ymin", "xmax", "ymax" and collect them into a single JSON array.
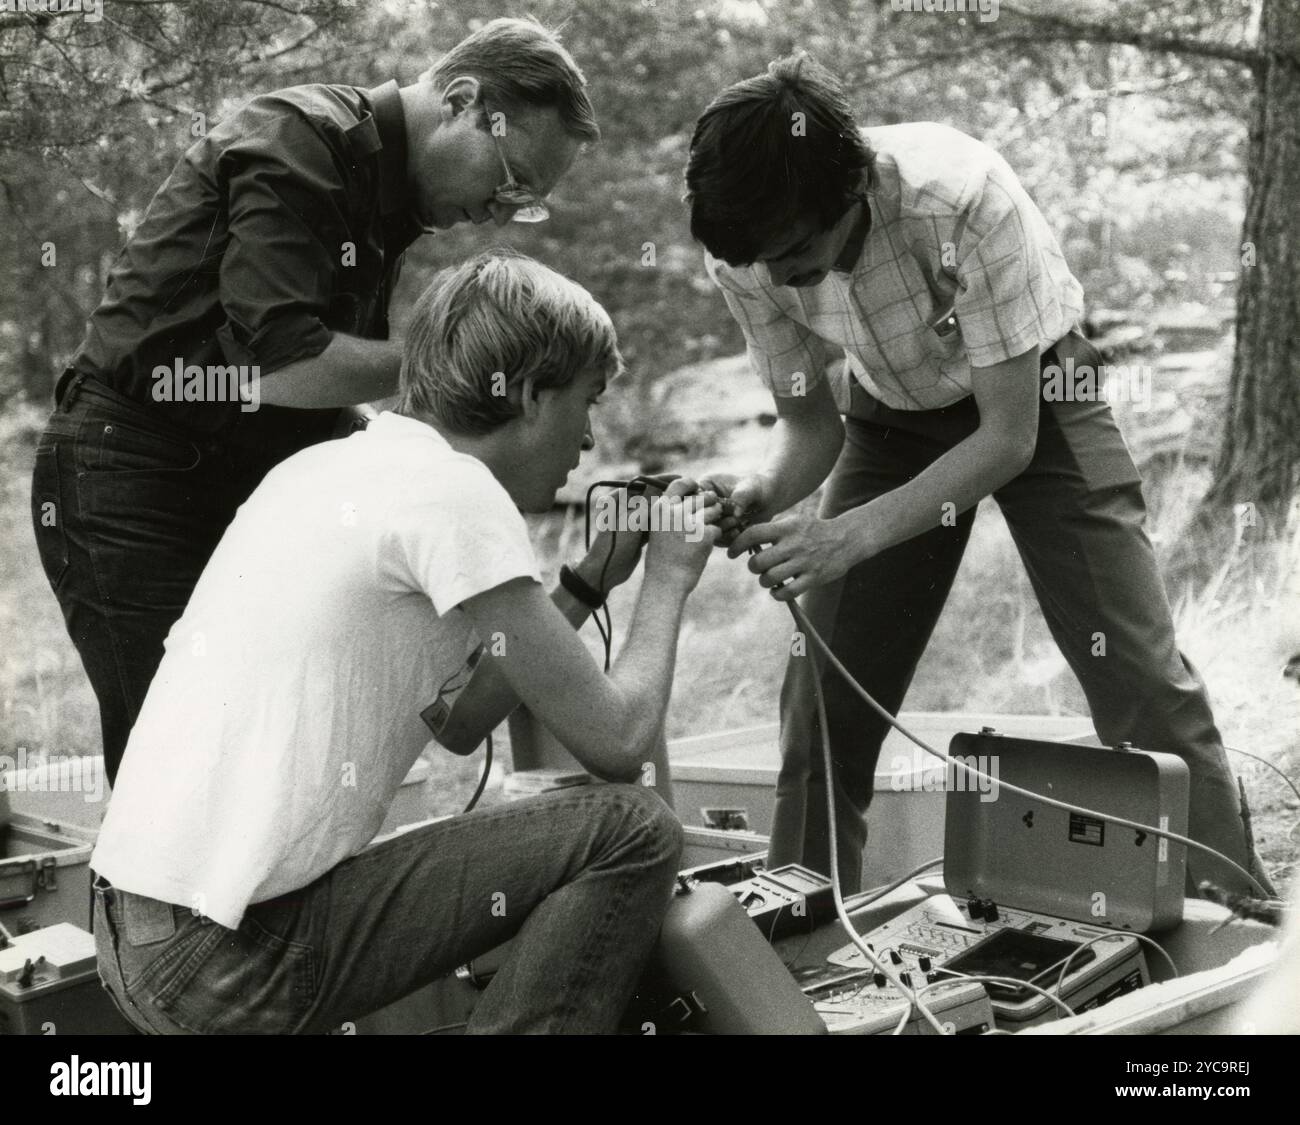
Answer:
[{"xmin": 30, "ymin": 17, "xmax": 599, "ymax": 784}]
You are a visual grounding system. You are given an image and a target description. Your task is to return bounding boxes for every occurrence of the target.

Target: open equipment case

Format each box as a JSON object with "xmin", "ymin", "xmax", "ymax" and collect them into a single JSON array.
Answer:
[
  {"xmin": 621, "ymin": 731, "xmax": 1277, "ymax": 1035},
  {"xmin": 0, "ymin": 731, "xmax": 1283, "ymax": 1035}
]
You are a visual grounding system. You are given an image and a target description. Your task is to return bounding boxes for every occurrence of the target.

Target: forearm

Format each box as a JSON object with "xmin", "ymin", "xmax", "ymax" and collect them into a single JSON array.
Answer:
[
  {"xmin": 838, "ymin": 425, "xmax": 1031, "ymax": 561},
  {"xmin": 761, "ymin": 410, "xmax": 844, "ymax": 515},
  {"xmin": 259, "ymin": 333, "xmax": 403, "ymax": 408},
  {"xmin": 452, "ymin": 483, "xmax": 716, "ymax": 780},
  {"xmin": 451, "ymin": 569, "xmax": 688, "ymax": 777},
  {"xmin": 434, "ymin": 557, "xmax": 608, "ymax": 754},
  {"xmin": 602, "ymin": 570, "xmax": 691, "ymax": 771},
  {"xmin": 735, "ymin": 352, "xmax": 1040, "ymax": 598}
]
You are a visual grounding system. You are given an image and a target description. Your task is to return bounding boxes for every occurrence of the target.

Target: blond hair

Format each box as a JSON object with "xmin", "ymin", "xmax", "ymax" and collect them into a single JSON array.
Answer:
[
  {"xmin": 400, "ymin": 249, "xmax": 622, "ymax": 434},
  {"xmin": 423, "ymin": 17, "xmax": 599, "ymax": 143}
]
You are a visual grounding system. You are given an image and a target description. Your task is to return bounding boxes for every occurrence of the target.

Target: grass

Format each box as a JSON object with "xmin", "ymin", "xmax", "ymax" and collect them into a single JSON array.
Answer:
[{"xmin": 2, "ymin": 395, "xmax": 1296, "ymax": 899}]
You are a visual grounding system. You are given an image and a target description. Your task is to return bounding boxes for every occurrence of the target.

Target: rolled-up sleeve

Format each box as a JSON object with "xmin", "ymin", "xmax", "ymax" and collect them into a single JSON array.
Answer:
[
  {"xmin": 705, "ymin": 254, "xmax": 831, "ymax": 398},
  {"xmin": 215, "ymin": 110, "xmax": 353, "ymax": 373}
]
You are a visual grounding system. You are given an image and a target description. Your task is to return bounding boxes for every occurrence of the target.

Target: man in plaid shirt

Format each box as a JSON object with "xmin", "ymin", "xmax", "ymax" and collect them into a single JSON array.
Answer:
[{"xmin": 685, "ymin": 56, "xmax": 1272, "ymax": 899}]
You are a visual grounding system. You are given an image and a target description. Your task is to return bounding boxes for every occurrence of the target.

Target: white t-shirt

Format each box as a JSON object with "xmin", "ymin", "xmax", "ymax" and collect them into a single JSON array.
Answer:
[{"xmin": 92, "ymin": 412, "xmax": 541, "ymax": 929}]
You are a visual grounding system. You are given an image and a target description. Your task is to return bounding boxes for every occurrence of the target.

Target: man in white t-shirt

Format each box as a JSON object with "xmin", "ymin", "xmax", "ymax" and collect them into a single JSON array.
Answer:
[{"xmin": 90, "ymin": 249, "xmax": 720, "ymax": 1034}]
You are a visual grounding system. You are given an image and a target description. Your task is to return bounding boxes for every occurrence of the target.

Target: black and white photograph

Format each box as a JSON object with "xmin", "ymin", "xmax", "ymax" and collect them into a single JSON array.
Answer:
[{"xmin": 1, "ymin": 0, "xmax": 1297, "ymax": 1094}]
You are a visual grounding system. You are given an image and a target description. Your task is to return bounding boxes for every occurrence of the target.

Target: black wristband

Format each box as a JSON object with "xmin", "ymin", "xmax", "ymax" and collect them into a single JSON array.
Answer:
[{"xmin": 559, "ymin": 563, "xmax": 605, "ymax": 610}]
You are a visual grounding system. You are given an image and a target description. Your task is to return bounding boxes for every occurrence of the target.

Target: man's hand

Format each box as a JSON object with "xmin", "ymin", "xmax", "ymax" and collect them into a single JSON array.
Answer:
[
  {"xmin": 452, "ymin": 481, "xmax": 721, "ymax": 778},
  {"xmin": 699, "ymin": 471, "xmax": 776, "ymax": 547},
  {"xmin": 644, "ymin": 478, "xmax": 722, "ymax": 591},
  {"xmin": 578, "ymin": 522, "xmax": 647, "ymax": 594},
  {"xmin": 729, "ymin": 513, "xmax": 854, "ymax": 600}
]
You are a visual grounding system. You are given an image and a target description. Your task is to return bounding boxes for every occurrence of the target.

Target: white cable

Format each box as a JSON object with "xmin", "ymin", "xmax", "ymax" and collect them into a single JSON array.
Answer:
[
  {"xmin": 885, "ymin": 976, "xmax": 986, "ymax": 1035},
  {"xmin": 791, "ymin": 601, "xmax": 1269, "ymax": 898},
  {"xmin": 801, "ymin": 601, "xmax": 950, "ymax": 1035},
  {"xmin": 1053, "ymin": 930, "xmax": 1179, "ymax": 994},
  {"xmin": 842, "ymin": 856, "xmax": 945, "ymax": 914},
  {"xmin": 912, "ymin": 969, "xmax": 1077, "ymax": 1033}
]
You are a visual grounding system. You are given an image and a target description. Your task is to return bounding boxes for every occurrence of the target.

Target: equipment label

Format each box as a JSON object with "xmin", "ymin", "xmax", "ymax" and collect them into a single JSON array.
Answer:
[{"xmin": 1069, "ymin": 812, "xmax": 1105, "ymax": 846}]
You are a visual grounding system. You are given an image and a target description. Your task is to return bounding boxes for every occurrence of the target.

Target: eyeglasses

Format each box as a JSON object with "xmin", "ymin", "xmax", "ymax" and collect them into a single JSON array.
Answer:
[{"xmin": 489, "ymin": 120, "xmax": 549, "ymax": 223}]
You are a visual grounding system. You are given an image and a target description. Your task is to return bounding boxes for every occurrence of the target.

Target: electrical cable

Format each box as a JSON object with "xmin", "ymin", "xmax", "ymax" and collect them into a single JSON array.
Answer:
[
  {"xmin": 1054, "ymin": 930, "xmax": 1179, "ymax": 996},
  {"xmin": 777, "ymin": 893, "xmax": 822, "ymax": 972},
  {"xmin": 816, "ymin": 854, "xmax": 1170, "ymax": 1027},
  {"xmin": 596, "ymin": 537, "xmax": 617, "ymax": 672},
  {"xmin": 789, "ymin": 599, "xmax": 1271, "ymax": 899},
  {"xmin": 795, "ymin": 857, "xmax": 948, "ymax": 984},
  {"xmin": 785, "ymin": 592, "xmax": 1246, "ymax": 1029},
  {"xmin": 583, "ymin": 476, "xmax": 683, "ymax": 668},
  {"xmin": 591, "ymin": 603, "xmax": 613, "ymax": 672},
  {"xmin": 1225, "ymin": 743, "xmax": 1300, "ymax": 809},
  {"xmin": 781, "ymin": 922, "xmax": 819, "ymax": 975},
  {"xmin": 931, "ymin": 969, "xmax": 1078, "ymax": 1018},
  {"xmin": 596, "ymin": 525, "xmax": 619, "ymax": 609},
  {"xmin": 461, "ymin": 732, "xmax": 493, "ymax": 815},
  {"xmin": 573, "ymin": 484, "xmax": 1226, "ymax": 1034},
  {"xmin": 842, "ymin": 856, "xmax": 945, "ymax": 914},
  {"xmin": 802, "ymin": 592, "xmax": 950, "ymax": 1034},
  {"xmin": 578, "ymin": 488, "xmax": 1285, "ymax": 897},
  {"xmin": 584, "ymin": 479, "xmax": 633, "ymax": 671},
  {"xmin": 899, "ymin": 971, "xmax": 1076, "ymax": 1035},
  {"xmin": 427, "ymin": 651, "xmax": 495, "ymax": 816},
  {"xmin": 421, "ymin": 1021, "xmax": 469, "ymax": 1035},
  {"xmin": 887, "ymin": 978, "xmax": 971, "ymax": 1036}
]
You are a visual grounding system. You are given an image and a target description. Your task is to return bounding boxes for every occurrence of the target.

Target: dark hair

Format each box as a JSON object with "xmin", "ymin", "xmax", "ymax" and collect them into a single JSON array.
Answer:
[
  {"xmin": 684, "ymin": 55, "xmax": 872, "ymax": 266},
  {"xmin": 425, "ymin": 17, "xmax": 599, "ymax": 143}
]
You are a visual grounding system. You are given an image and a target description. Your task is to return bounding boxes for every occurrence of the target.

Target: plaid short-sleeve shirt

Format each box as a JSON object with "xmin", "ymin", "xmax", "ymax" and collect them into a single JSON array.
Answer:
[{"xmin": 706, "ymin": 122, "xmax": 1085, "ymax": 411}]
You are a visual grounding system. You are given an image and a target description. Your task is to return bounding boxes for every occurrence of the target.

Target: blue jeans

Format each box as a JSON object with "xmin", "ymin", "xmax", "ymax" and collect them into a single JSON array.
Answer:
[
  {"xmin": 30, "ymin": 378, "xmax": 261, "ymax": 786},
  {"xmin": 93, "ymin": 784, "xmax": 683, "ymax": 1034},
  {"xmin": 30, "ymin": 373, "xmax": 333, "ymax": 786}
]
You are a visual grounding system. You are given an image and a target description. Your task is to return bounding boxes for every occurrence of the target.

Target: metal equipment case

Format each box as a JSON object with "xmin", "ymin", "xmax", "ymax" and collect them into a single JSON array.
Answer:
[{"xmin": 944, "ymin": 731, "xmax": 1189, "ymax": 931}]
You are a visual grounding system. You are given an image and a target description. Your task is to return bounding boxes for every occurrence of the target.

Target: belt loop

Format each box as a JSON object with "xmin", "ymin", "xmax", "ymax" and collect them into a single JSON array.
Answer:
[{"xmin": 57, "ymin": 369, "xmax": 88, "ymax": 413}]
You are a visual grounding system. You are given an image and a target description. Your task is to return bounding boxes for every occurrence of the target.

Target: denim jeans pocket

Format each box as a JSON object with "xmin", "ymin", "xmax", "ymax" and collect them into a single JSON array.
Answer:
[
  {"xmin": 81, "ymin": 411, "xmax": 201, "ymax": 476},
  {"xmin": 149, "ymin": 915, "xmax": 318, "ymax": 1035},
  {"xmin": 31, "ymin": 444, "xmax": 71, "ymax": 589},
  {"xmin": 93, "ymin": 893, "xmax": 164, "ymax": 1035},
  {"xmin": 113, "ymin": 910, "xmax": 214, "ymax": 992}
]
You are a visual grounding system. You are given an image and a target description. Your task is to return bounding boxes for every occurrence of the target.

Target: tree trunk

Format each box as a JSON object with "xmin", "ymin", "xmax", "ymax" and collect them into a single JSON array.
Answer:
[{"xmin": 1205, "ymin": 0, "xmax": 1300, "ymax": 517}]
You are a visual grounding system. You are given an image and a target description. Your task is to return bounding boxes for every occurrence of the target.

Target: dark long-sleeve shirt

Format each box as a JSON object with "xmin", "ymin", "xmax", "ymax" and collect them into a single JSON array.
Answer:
[{"xmin": 75, "ymin": 80, "xmax": 421, "ymax": 462}]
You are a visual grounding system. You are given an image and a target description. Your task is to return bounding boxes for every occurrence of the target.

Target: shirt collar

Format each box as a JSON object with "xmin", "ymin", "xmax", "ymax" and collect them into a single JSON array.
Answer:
[
  {"xmin": 830, "ymin": 171, "xmax": 876, "ymax": 278},
  {"xmin": 363, "ymin": 80, "xmax": 410, "ymax": 219},
  {"xmin": 369, "ymin": 411, "xmax": 448, "ymax": 444}
]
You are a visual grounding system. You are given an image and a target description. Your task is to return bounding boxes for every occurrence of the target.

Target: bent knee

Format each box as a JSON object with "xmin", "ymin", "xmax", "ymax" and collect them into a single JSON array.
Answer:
[{"xmin": 600, "ymin": 783, "xmax": 684, "ymax": 868}]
